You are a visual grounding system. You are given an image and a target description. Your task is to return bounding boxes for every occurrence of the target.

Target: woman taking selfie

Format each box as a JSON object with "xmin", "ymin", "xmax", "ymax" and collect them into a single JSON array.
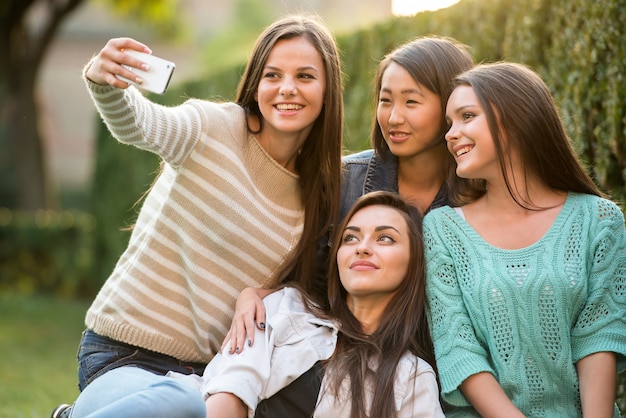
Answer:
[{"xmin": 52, "ymin": 14, "xmax": 343, "ymax": 418}]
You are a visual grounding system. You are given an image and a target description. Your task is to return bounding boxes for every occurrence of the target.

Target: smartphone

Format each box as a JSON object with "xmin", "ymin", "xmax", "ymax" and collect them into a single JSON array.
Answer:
[{"xmin": 116, "ymin": 50, "xmax": 176, "ymax": 95}]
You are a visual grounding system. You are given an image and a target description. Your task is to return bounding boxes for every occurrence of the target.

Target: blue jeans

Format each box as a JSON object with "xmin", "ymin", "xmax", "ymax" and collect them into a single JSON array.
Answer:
[{"xmin": 69, "ymin": 330, "xmax": 206, "ymax": 417}]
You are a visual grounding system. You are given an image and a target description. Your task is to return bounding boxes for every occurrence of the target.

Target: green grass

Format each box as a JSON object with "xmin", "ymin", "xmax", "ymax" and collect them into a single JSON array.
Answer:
[{"xmin": 0, "ymin": 294, "xmax": 88, "ymax": 418}]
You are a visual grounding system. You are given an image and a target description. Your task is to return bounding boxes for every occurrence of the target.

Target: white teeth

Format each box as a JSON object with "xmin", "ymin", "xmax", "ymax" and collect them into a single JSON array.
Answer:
[
  {"xmin": 276, "ymin": 104, "xmax": 303, "ymax": 111},
  {"xmin": 456, "ymin": 146, "xmax": 473, "ymax": 157}
]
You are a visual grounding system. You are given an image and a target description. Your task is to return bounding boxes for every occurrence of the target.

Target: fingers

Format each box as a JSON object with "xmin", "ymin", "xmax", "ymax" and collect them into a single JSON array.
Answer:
[
  {"xmin": 222, "ymin": 315, "xmax": 244, "ymax": 355},
  {"xmin": 234, "ymin": 314, "xmax": 248, "ymax": 353},
  {"xmin": 233, "ymin": 298, "xmax": 267, "ymax": 352},
  {"xmin": 221, "ymin": 287, "xmax": 271, "ymax": 355},
  {"xmin": 220, "ymin": 328, "xmax": 233, "ymax": 354},
  {"xmin": 84, "ymin": 37, "xmax": 152, "ymax": 88},
  {"xmin": 246, "ymin": 300, "xmax": 267, "ymax": 348}
]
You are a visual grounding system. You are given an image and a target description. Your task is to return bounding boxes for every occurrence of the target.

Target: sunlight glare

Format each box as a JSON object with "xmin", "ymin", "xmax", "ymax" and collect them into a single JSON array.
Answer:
[{"xmin": 392, "ymin": 0, "xmax": 461, "ymax": 16}]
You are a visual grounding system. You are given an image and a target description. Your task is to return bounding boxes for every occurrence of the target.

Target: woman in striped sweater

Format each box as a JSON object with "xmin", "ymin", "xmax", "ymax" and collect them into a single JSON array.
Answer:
[{"xmin": 52, "ymin": 14, "xmax": 343, "ymax": 418}]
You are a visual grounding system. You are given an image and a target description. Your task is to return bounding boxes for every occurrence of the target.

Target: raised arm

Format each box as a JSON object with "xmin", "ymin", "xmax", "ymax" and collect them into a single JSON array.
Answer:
[
  {"xmin": 83, "ymin": 37, "xmax": 205, "ymax": 165},
  {"xmin": 84, "ymin": 37, "xmax": 152, "ymax": 89}
]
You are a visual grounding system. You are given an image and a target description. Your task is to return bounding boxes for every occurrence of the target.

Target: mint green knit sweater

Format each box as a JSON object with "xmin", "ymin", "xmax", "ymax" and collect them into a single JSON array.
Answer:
[{"xmin": 424, "ymin": 192, "xmax": 626, "ymax": 417}]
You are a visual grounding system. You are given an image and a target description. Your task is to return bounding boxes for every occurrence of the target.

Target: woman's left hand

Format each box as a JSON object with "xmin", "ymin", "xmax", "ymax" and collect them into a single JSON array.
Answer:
[{"xmin": 221, "ymin": 287, "xmax": 273, "ymax": 354}]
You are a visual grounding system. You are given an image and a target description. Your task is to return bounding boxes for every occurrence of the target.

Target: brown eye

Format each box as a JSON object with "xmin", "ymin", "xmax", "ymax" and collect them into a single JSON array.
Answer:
[
  {"xmin": 378, "ymin": 234, "xmax": 396, "ymax": 244},
  {"xmin": 342, "ymin": 233, "xmax": 358, "ymax": 244}
]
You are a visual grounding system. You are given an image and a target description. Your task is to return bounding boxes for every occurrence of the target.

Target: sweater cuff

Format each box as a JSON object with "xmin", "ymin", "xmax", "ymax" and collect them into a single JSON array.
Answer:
[
  {"xmin": 573, "ymin": 329, "xmax": 626, "ymax": 373},
  {"xmin": 440, "ymin": 352, "xmax": 494, "ymax": 407},
  {"xmin": 82, "ymin": 56, "xmax": 126, "ymax": 95}
]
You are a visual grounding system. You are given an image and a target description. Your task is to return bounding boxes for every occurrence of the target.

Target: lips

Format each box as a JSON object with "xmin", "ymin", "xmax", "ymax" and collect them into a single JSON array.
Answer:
[
  {"xmin": 388, "ymin": 130, "xmax": 410, "ymax": 143},
  {"xmin": 275, "ymin": 103, "xmax": 303, "ymax": 111},
  {"xmin": 454, "ymin": 145, "xmax": 473, "ymax": 157},
  {"xmin": 350, "ymin": 260, "xmax": 377, "ymax": 270}
]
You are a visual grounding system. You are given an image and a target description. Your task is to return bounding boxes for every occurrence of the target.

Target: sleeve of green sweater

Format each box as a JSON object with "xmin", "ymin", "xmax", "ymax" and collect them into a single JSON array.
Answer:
[{"xmin": 570, "ymin": 197, "xmax": 626, "ymax": 372}]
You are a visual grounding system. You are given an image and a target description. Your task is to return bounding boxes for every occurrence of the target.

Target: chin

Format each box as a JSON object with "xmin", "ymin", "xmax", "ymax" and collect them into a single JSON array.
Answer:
[{"xmin": 455, "ymin": 162, "xmax": 474, "ymax": 176}]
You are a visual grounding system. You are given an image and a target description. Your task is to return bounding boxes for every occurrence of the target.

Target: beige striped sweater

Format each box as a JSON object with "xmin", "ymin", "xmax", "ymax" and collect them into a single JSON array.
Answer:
[{"xmin": 84, "ymin": 83, "xmax": 304, "ymax": 363}]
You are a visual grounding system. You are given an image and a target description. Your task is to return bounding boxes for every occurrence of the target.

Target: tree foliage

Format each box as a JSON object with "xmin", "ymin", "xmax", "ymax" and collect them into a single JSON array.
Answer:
[
  {"xmin": 0, "ymin": 0, "xmax": 84, "ymax": 210},
  {"xmin": 0, "ymin": 0, "xmax": 182, "ymax": 211}
]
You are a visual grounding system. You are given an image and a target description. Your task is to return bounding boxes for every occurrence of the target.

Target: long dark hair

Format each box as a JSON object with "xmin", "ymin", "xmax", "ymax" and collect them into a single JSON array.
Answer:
[
  {"xmin": 321, "ymin": 191, "xmax": 435, "ymax": 418},
  {"xmin": 449, "ymin": 62, "xmax": 602, "ymax": 206},
  {"xmin": 236, "ymin": 14, "xmax": 344, "ymax": 302}
]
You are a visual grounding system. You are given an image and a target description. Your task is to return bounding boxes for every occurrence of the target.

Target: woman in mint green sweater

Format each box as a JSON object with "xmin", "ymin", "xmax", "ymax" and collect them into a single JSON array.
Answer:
[{"xmin": 424, "ymin": 62, "xmax": 626, "ymax": 417}]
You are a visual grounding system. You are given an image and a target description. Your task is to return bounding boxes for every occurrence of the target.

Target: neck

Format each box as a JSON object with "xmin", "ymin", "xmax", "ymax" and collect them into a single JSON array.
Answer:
[
  {"xmin": 247, "ymin": 114, "xmax": 306, "ymax": 173},
  {"xmin": 482, "ymin": 174, "xmax": 565, "ymax": 213},
  {"xmin": 346, "ymin": 294, "xmax": 393, "ymax": 335},
  {"xmin": 397, "ymin": 143, "xmax": 448, "ymax": 186},
  {"xmin": 397, "ymin": 144, "xmax": 448, "ymax": 213}
]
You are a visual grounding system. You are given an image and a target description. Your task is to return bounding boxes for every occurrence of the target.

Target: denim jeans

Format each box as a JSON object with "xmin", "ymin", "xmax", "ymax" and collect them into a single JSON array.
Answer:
[
  {"xmin": 77, "ymin": 329, "xmax": 206, "ymax": 390},
  {"xmin": 69, "ymin": 330, "xmax": 206, "ymax": 418}
]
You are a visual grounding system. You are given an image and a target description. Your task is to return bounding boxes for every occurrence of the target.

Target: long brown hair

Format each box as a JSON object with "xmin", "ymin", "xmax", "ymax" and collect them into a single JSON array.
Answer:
[
  {"xmin": 371, "ymin": 36, "xmax": 475, "ymax": 207},
  {"xmin": 322, "ymin": 191, "xmax": 435, "ymax": 418},
  {"xmin": 236, "ymin": 14, "xmax": 344, "ymax": 302},
  {"xmin": 449, "ymin": 62, "xmax": 602, "ymax": 206}
]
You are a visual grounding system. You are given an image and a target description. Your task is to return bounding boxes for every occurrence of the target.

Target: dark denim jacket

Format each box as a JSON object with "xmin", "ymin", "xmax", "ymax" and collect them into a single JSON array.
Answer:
[
  {"xmin": 340, "ymin": 149, "xmax": 399, "ymax": 220},
  {"xmin": 311, "ymin": 149, "xmax": 450, "ymax": 302},
  {"xmin": 340, "ymin": 149, "xmax": 449, "ymax": 219}
]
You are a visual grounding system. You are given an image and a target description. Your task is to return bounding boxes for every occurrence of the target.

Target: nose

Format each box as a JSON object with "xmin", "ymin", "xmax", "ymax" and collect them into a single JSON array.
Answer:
[
  {"xmin": 355, "ymin": 240, "xmax": 371, "ymax": 256},
  {"xmin": 279, "ymin": 76, "xmax": 297, "ymax": 96},
  {"xmin": 388, "ymin": 105, "xmax": 404, "ymax": 126},
  {"xmin": 445, "ymin": 121, "xmax": 459, "ymax": 143}
]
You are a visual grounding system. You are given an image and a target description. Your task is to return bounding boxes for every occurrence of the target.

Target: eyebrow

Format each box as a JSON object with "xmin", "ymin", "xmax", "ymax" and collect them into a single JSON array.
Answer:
[
  {"xmin": 446, "ymin": 104, "xmax": 478, "ymax": 120},
  {"xmin": 449, "ymin": 104, "xmax": 477, "ymax": 114},
  {"xmin": 380, "ymin": 86, "xmax": 425, "ymax": 97},
  {"xmin": 344, "ymin": 225, "xmax": 400, "ymax": 233},
  {"xmin": 264, "ymin": 65, "xmax": 320, "ymax": 73}
]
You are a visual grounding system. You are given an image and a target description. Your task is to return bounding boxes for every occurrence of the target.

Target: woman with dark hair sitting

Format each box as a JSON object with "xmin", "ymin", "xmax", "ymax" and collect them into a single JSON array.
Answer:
[{"xmin": 188, "ymin": 191, "xmax": 443, "ymax": 418}]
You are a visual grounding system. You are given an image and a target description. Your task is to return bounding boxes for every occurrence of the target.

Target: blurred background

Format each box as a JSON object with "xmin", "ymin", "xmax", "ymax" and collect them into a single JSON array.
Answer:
[{"xmin": 0, "ymin": 0, "xmax": 624, "ymax": 416}]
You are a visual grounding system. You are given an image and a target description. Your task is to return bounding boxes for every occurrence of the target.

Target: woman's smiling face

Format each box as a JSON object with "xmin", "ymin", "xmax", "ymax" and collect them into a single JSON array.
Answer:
[
  {"xmin": 377, "ymin": 61, "xmax": 443, "ymax": 159},
  {"xmin": 445, "ymin": 85, "xmax": 499, "ymax": 181},
  {"xmin": 255, "ymin": 36, "xmax": 326, "ymax": 144}
]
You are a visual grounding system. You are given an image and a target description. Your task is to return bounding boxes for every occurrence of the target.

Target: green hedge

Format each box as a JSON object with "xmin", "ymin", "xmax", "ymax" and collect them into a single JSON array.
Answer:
[{"xmin": 0, "ymin": 207, "xmax": 95, "ymax": 297}]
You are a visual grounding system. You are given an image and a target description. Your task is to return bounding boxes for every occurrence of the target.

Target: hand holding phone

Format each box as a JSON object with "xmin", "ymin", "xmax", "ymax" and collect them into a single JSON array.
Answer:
[{"xmin": 116, "ymin": 50, "xmax": 176, "ymax": 94}]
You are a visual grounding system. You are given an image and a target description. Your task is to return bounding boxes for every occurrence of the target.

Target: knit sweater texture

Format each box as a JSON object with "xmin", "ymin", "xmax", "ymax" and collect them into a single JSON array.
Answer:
[
  {"xmin": 424, "ymin": 192, "xmax": 626, "ymax": 417},
  {"xmin": 84, "ymin": 83, "xmax": 304, "ymax": 363}
]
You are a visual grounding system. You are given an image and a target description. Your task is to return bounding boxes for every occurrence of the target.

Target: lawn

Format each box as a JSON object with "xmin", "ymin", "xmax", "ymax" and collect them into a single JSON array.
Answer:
[{"xmin": 0, "ymin": 294, "xmax": 88, "ymax": 418}]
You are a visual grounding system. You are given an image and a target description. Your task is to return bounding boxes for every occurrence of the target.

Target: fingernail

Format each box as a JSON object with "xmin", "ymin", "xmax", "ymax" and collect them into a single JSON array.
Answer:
[
  {"xmin": 141, "ymin": 64, "xmax": 150, "ymax": 71},
  {"xmin": 247, "ymin": 340, "xmax": 252, "ymax": 347},
  {"xmin": 135, "ymin": 77, "xmax": 143, "ymax": 84},
  {"xmin": 259, "ymin": 322, "xmax": 265, "ymax": 329},
  {"xmin": 235, "ymin": 347, "xmax": 239, "ymax": 353}
]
